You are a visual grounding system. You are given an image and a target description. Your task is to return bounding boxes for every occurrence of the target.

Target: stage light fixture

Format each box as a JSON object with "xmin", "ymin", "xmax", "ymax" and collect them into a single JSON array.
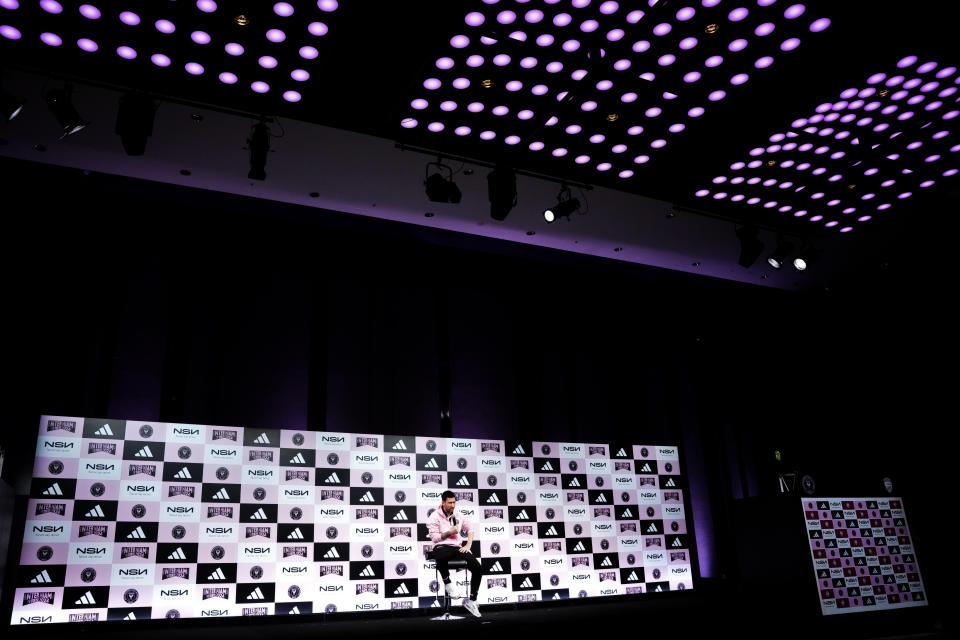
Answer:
[
  {"xmin": 424, "ymin": 160, "xmax": 462, "ymax": 203},
  {"xmin": 543, "ymin": 185, "xmax": 580, "ymax": 223},
  {"xmin": 766, "ymin": 235, "xmax": 795, "ymax": 269},
  {"xmin": 115, "ymin": 92, "xmax": 156, "ymax": 156},
  {"xmin": 44, "ymin": 85, "xmax": 87, "ymax": 138},
  {"xmin": 793, "ymin": 245, "xmax": 823, "ymax": 271},
  {"xmin": 735, "ymin": 225, "xmax": 764, "ymax": 268},
  {"xmin": 1, "ymin": 86, "xmax": 24, "ymax": 121},
  {"xmin": 247, "ymin": 120, "xmax": 270, "ymax": 180},
  {"xmin": 487, "ymin": 166, "xmax": 517, "ymax": 221}
]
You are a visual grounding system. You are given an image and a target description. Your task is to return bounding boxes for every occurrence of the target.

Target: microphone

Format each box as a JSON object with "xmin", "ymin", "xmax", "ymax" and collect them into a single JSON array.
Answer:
[{"xmin": 450, "ymin": 514, "xmax": 457, "ymax": 527}]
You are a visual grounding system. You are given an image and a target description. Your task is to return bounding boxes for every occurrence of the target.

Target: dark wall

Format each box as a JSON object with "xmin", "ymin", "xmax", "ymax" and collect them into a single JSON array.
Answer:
[{"xmin": 0, "ymin": 157, "xmax": 950, "ymax": 624}]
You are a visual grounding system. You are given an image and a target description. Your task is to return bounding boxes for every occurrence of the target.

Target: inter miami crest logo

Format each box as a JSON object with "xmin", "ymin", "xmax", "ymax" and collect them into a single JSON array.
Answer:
[
  {"xmin": 166, "ymin": 610, "xmax": 180, "ymax": 619},
  {"xmin": 124, "ymin": 589, "xmax": 139, "ymax": 604},
  {"xmin": 80, "ymin": 567, "xmax": 96, "ymax": 582},
  {"xmin": 550, "ymin": 575, "xmax": 560, "ymax": 586},
  {"xmin": 290, "ymin": 507, "xmax": 303, "ymax": 520},
  {"xmin": 172, "ymin": 525, "xmax": 186, "ymax": 539},
  {"xmin": 579, "ymin": 590, "xmax": 588, "ymax": 598},
  {"xmin": 132, "ymin": 504, "xmax": 147, "ymax": 518},
  {"xmin": 627, "ymin": 554, "xmax": 636, "ymax": 565},
  {"xmin": 325, "ymin": 604, "xmax": 337, "ymax": 614},
  {"xmin": 621, "ymin": 492, "xmax": 630, "ymax": 502},
  {"xmin": 671, "ymin": 522, "xmax": 680, "ymax": 532},
  {"xmin": 541, "ymin": 444, "xmax": 551, "ymax": 455},
  {"xmin": 361, "ymin": 472, "xmax": 373, "ymax": 485},
  {"xmin": 487, "ymin": 475, "xmax": 498, "ymax": 487},
  {"xmin": 573, "ymin": 524, "xmax": 583, "ymax": 535},
  {"xmin": 396, "ymin": 563, "xmax": 407, "ymax": 576},
  {"xmin": 546, "ymin": 508, "xmax": 556, "ymax": 519},
  {"xmin": 640, "ymin": 447, "xmax": 649, "ymax": 458},
  {"xmin": 457, "ymin": 458, "xmax": 468, "ymax": 469},
  {"xmin": 250, "ymin": 566, "xmax": 264, "ymax": 580},
  {"xmin": 139, "ymin": 425, "xmax": 154, "ymax": 438},
  {"xmin": 652, "ymin": 568, "xmax": 661, "ymax": 579},
  {"xmin": 429, "ymin": 581, "xmax": 439, "ymax": 594},
  {"xmin": 426, "ymin": 440, "xmax": 437, "ymax": 451},
  {"xmin": 327, "ymin": 453, "xmax": 339, "ymax": 465},
  {"xmin": 178, "ymin": 446, "xmax": 191, "ymax": 460},
  {"xmin": 569, "ymin": 461, "xmax": 579, "ymax": 471},
  {"xmin": 37, "ymin": 546, "xmax": 53, "ymax": 561},
  {"xmin": 48, "ymin": 461, "xmax": 64, "ymax": 475},
  {"xmin": 253, "ymin": 488, "xmax": 267, "ymax": 501},
  {"xmin": 647, "ymin": 507, "xmax": 655, "ymax": 517},
  {"xmin": 326, "ymin": 526, "xmax": 338, "ymax": 540},
  {"xmin": 517, "ymin": 492, "xmax": 527, "ymax": 503},
  {"xmin": 292, "ymin": 433, "xmax": 305, "ymax": 446},
  {"xmin": 288, "ymin": 585, "xmax": 301, "ymax": 598},
  {"xmin": 216, "ymin": 467, "xmax": 230, "ymax": 480},
  {"xmin": 490, "ymin": 543, "xmax": 501, "ymax": 555},
  {"xmin": 395, "ymin": 490, "xmax": 406, "ymax": 503},
  {"xmin": 90, "ymin": 482, "xmax": 105, "ymax": 497},
  {"xmin": 600, "ymin": 539, "xmax": 609, "ymax": 551},
  {"xmin": 211, "ymin": 546, "xmax": 225, "ymax": 560},
  {"xmin": 665, "ymin": 462, "xmax": 673, "ymax": 473},
  {"xmin": 361, "ymin": 545, "xmax": 374, "ymax": 558},
  {"xmin": 520, "ymin": 559, "xmax": 530, "ymax": 571}
]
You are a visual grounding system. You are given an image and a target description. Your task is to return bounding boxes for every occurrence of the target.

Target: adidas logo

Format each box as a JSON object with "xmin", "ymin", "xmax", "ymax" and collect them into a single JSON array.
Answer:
[
  {"xmin": 519, "ymin": 577, "xmax": 533, "ymax": 588},
  {"xmin": 544, "ymin": 525, "xmax": 558, "ymax": 536},
  {"xmin": 672, "ymin": 538, "xmax": 683, "ymax": 548},
  {"xmin": 646, "ymin": 523, "xmax": 659, "ymax": 533},
  {"xmin": 572, "ymin": 541, "xmax": 585, "ymax": 552},
  {"xmin": 392, "ymin": 440, "xmax": 408, "ymax": 451},
  {"xmin": 168, "ymin": 547, "xmax": 187, "ymax": 560},
  {"xmin": 127, "ymin": 526, "xmax": 147, "ymax": 539},
  {"xmin": 552, "ymin": 593, "xmax": 561, "ymax": 600},
  {"xmin": 86, "ymin": 505, "xmax": 106, "ymax": 518},
  {"xmin": 621, "ymin": 507, "xmax": 634, "ymax": 517},
  {"xmin": 600, "ymin": 556, "xmax": 613, "ymax": 567},
  {"xmin": 212, "ymin": 488, "xmax": 230, "ymax": 500},
  {"xmin": 174, "ymin": 467, "xmax": 192, "ymax": 479},
  {"xmin": 43, "ymin": 483, "xmax": 63, "ymax": 496},
  {"xmin": 540, "ymin": 461, "xmax": 554, "ymax": 471},
  {"xmin": 626, "ymin": 571, "xmax": 639, "ymax": 581},
  {"xmin": 323, "ymin": 547, "xmax": 341, "ymax": 559},
  {"xmin": 287, "ymin": 528, "xmax": 305, "ymax": 540},
  {"xmin": 595, "ymin": 493, "xmax": 607, "ymax": 503},
  {"xmin": 486, "ymin": 493, "xmax": 500, "ymax": 504},
  {"xmin": 247, "ymin": 587, "xmax": 265, "ymax": 600},
  {"xmin": 664, "ymin": 478, "xmax": 676, "ymax": 487},
  {"xmin": 430, "ymin": 599, "xmax": 443, "ymax": 608},
  {"xmin": 392, "ymin": 510, "xmax": 409, "ymax": 521},
  {"xmin": 393, "ymin": 583, "xmax": 410, "ymax": 595},
  {"xmin": 358, "ymin": 491, "xmax": 375, "ymax": 502},
  {"xmin": 324, "ymin": 472, "xmax": 341, "ymax": 484},
  {"xmin": 424, "ymin": 458, "xmax": 439, "ymax": 469},
  {"xmin": 124, "ymin": 612, "xmax": 137, "ymax": 620},
  {"xmin": 653, "ymin": 585, "xmax": 663, "ymax": 592},
  {"xmin": 456, "ymin": 476, "xmax": 470, "ymax": 486},
  {"xmin": 94, "ymin": 424, "xmax": 114, "ymax": 436},
  {"xmin": 616, "ymin": 448, "xmax": 627, "ymax": 457},
  {"xmin": 489, "ymin": 561, "xmax": 503, "ymax": 572},
  {"xmin": 639, "ymin": 463, "xmax": 652, "ymax": 473},
  {"xmin": 359, "ymin": 565, "xmax": 376, "ymax": 577},
  {"xmin": 249, "ymin": 508, "xmax": 268, "ymax": 520},
  {"xmin": 289, "ymin": 453, "xmax": 306, "ymax": 464},
  {"xmin": 512, "ymin": 445, "xmax": 526, "ymax": 455},
  {"xmin": 516, "ymin": 509, "xmax": 530, "ymax": 520},
  {"xmin": 568, "ymin": 478, "xmax": 581, "ymax": 487},
  {"xmin": 75, "ymin": 591, "xmax": 97, "ymax": 605},
  {"xmin": 134, "ymin": 445, "xmax": 154, "ymax": 458},
  {"xmin": 31, "ymin": 570, "xmax": 53, "ymax": 584},
  {"xmin": 254, "ymin": 433, "xmax": 270, "ymax": 445},
  {"xmin": 208, "ymin": 568, "xmax": 226, "ymax": 581},
  {"xmin": 288, "ymin": 606, "xmax": 300, "ymax": 615}
]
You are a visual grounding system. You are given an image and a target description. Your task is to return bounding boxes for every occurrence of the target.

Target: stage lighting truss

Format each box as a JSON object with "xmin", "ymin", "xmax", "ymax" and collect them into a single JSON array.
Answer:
[
  {"xmin": 399, "ymin": 0, "xmax": 833, "ymax": 180},
  {"xmin": 695, "ymin": 56, "xmax": 959, "ymax": 233},
  {"xmin": 0, "ymin": 0, "xmax": 341, "ymax": 104}
]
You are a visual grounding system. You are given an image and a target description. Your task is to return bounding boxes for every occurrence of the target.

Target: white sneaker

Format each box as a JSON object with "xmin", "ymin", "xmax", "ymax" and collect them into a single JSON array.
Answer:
[
  {"xmin": 463, "ymin": 599, "xmax": 481, "ymax": 618},
  {"xmin": 444, "ymin": 583, "xmax": 454, "ymax": 598}
]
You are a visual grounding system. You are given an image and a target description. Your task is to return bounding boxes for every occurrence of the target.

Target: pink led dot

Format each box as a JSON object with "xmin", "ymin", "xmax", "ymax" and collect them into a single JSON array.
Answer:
[
  {"xmin": 651, "ymin": 139, "xmax": 667, "ymax": 148},
  {"xmin": 653, "ymin": 23, "xmax": 671, "ymax": 36},
  {"xmin": 729, "ymin": 8, "xmax": 749, "ymax": 21},
  {"xmin": 659, "ymin": 54, "xmax": 675, "ymax": 66},
  {"xmin": 493, "ymin": 54, "xmax": 510, "ymax": 66},
  {"xmin": 944, "ymin": 169, "xmax": 959, "ymax": 176},
  {"xmin": 452, "ymin": 126, "xmax": 470, "ymax": 137},
  {"xmin": 634, "ymin": 155, "xmax": 650, "ymax": 164},
  {"xmin": 283, "ymin": 90, "xmax": 301, "ymax": 102},
  {"xmin": 627, "ymin": 10, "xmax": 644, "ymax": 23},
  {"xmin": 705, "ymin": 55, "xmax": 723, "ymax": 67},
  {"xmin": 465, "ymin": 12, "xmax": 484, "ymax": 26},
  {"xmin": 621, "ymin": 92, "xmax": 638, "ymax": 102},
  {"xmin": 646, "ymin": 107, "xmax": 662, "ymax": 117},
  {"xmin": 714, "ymin": 193, "xmax": 728, "ymax": 200},
  {"xmin": 755, "ymin": 56, "xmax": 774, "ymax": 69},
  {"xmin": 480, "ymin": 131, "xmax": 496, "ymax": 141},
  {"xmin": 628, "ymin": 125, "xmax": 644, "ymax": 135},
  {"xmin": 185, "ymin": 62, "xmax": 204, "ymax": 75},
  {"xmin": 423, "ymin": 78, "xmax": 441, "ymax": 90},
  {"xmin": 684, "ymin": 71, "xmax": 701, "ymax": 83},
  {"xmin": 191, "ymin": 30, "xmax": 211, "ymax": 45},
  {"xmin": 781, "ymin": 38, "xmax": 801, "ymax": 51},
  {"xmin": 529, "ymin": 141, "xmax": 545, "ymax": 151},
  {"xmin": 619, "ymin": 170, "xmax": 635, "ymax": 178},
  {"xmin": 498, "ymin": 10, "xmax": 516, "ymax": 24},
  {"xmin": 219, "ymin": 72, "xmax": 237, "ymax": 84},
  {"xmin": 552, "ymin": 147, "xmax": 567, "ymax": 157},
  {"xmin": 151, "ymin": 53, "xmax": 171, "ymax": 66},
  {"xmin": 493, "ymin": 105, "xmax": 509, "ymax": 116},
  {"xmin": 536, "ymin": 33, "xmax": 554, "ymax": 46},
  {"xmin": 810, "ymin": 215, "xmax": 823, "ymax": 222},
  {"xmin": 596, "ymin": 80, "xmax": 613, "ymax": 90},
  {"xmin": 506, "ymin": 80, "xmax": 522, "ymax": 91},
  {"xmin": 120, "ymin": 11, "xmax": 140, "ymax": 25},
  {"xmin": 251, "ymin": 81, "xmax": 270, "ymax": 93},
  {"xmin": 688, "ymin": 106, "xmax": 705, "ymax": 117},
  {"xmin": 259, "ymin": 56, "xmax": 278, "ymax": 69},
  {"xmin": 729, "ymin": 39, "xmax": 748, "ymax": 52},
  {"xmin": 810, "ymin": 17, "xmax": 831, "ymax": 32},
  {"xmin": 531, "ymin": 84, "xmax": 548, "ymax": 95},
  {"xmin": 400, "ymin": 118, "xmax": 417, "ymax": 129},
  {"xmin": 731, "ymin": 73, "xmax": 749, "ymax": 85},
  {"xmin": 695, "ymin": 189, "xmax": 710, "ymax": 197},
  {"xmin": 633, "ymin": 40, "xmax": 651, "ymax": 53},
  {"xmin": 41, "ymin": 32, "xmax": 62, "ymax": 46},
  {"xmin": 77, "ymin": 38, "xmax": 98, "ymax": 52},
  {"xmin": 581, "ymin": 101, "xmax": 597, "ymax": 111},
  {"xmin": 518, "ymin": 109, "xmax": 534, "ymax": 120},
  {"xmin": 40, "ymin": 0, "xmax": 61, "ymax": 13},
  {"xmin": 451, "ymin": 35, "xmax": 469, "ymax": 48},
  {"xmin": 669, "ymin": 123, "xmax": 685, "ymax": 133},
  {"xmin": 825, "ymin": 221, "xmax": 838, "ymax": 228},
  {"xmin": 546, "ymin": 61, "xmax": 563, "ymax": 73},
  {"xmin": 318, "ymin": 0, "xmax": 338, "ymax": 10},
  {"xmin": 755, "ymin": 22, "xmax": 775, "ymax": 36},
  {"xmin": 300, "ymin": 46, "xmax": 318, "ymax": 59},
  {"xmin": 79, "ymin": 4, "xmax": 100, "ymax": 19},
  {"xmin": 0, "ymin": 26, "xmax": 19, "ymax": 40},
  {"xmin": 679, "ymin": 37, "xmax": 698, "ymax": 50},
  {"xmin": 274, "ymin": 2, "xmax": 294, "ymax": 17},
  {"xmin": 575, "ymin": 155, "xmax": 590, "ymax": 164},
  {"xmin": 427, "ymin": 122, "xmax": 444, "ymax": 133},
  {"xmin": 436, "ymin": 57, "xmax": 455, "ymax": 69},
  {"xmin": 156, "ymin": 19, "xmax": 176, "ymax": 34},
  {"xmin": 117, "ymin": 45, "xmax": 137, "ymax": 59},
  {"xmin": 226, "ymin": 42, "xmax": 244, "ymax": 55},
  {"xmin": 453, "ymin": 78, "xmax": 470, "ymax": 89},
  {"xmin": 411, "ymin": 99, "xmax": 428, "ymax": 110},
  {"xmin": 614, "ymin": 58, "xmax": 632, "ymax": 71},
  {"xmin": 709, "ymin": 90, "xmax": 726, "ymax": 101},
  {"xmin": 597, "ymin": 162, "xmax": 612, "ymax": 171},
  {"xmin": 197, "ymin": 1, "xmax": 217, "ymax": 12},
  {"xmin": 589, "ymin": 134, "xmax": 605, "ymax": 143}
]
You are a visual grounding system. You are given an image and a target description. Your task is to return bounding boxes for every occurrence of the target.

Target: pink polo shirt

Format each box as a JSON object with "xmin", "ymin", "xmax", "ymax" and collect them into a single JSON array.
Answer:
[{"xmin": 425, "ymin": 504, "xmax": 472, "ymax": 547}]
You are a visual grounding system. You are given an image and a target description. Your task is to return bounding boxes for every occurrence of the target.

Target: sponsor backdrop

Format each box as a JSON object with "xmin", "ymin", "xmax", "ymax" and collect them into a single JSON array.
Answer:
[
  {"xmin": 12, "ymin": 415, "xmax": 693, "ymax": 624},
  {"xmin": 803, "ymin": 498, "xmax": 927, "ymax": 615}
]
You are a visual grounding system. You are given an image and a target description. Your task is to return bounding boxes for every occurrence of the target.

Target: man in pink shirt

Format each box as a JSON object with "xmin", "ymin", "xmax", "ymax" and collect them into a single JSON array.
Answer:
[{"xmin": 425, "ymin": 490, "xmax": 483, "ymax": 618}]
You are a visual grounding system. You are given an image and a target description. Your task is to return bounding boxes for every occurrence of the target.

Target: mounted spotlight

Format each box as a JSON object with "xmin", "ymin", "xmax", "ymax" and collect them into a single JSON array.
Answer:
[
  {"xmin": 1, "ymin": 86, "xmax": 24, "ymax": 121},
  {"xmin": 793, "ymin": 245, "xmax": 823, "ymax": 271},
  {"xmin": 44, "ymin": 85, "xmax": 87, "ymax": 138},
  {"xmin": 735, "ymin": 225, "xmax": 764, "ymax": 268},
  {"xmin": 487, "ymin": 166, "xmax": 517, "ymax": 221},
  {"xmin": 766, "ymin": 235, "xmax": 795, "ymax": 270},
  {"xmin": 543, "ymin": 185, "xmax": 580, "ymax": 223},
  {"xmin": 247, "ymin": 120, "xmax": 270, "ymax": 180},
  {"xmin": 424, "ymin": 159, "xmax": 462, "ymax": 203},
  {"xmin": 115, "ymin": 92, "xmax": 156, "ymax": 156}
]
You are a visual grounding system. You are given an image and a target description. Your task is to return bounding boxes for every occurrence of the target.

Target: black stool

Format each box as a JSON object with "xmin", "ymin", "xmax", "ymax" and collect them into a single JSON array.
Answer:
[{"xmin": 424, "ymin": 548, "xmax": 471, "ymax": 621}]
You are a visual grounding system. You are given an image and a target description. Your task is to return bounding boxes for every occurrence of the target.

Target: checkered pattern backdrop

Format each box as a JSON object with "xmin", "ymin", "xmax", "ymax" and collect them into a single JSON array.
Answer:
[
  {"xmin": 12, "ymin": 415, "xmax": 693, "ymax": 624},
  {"xmin": 803, "ymin": 497, "xmax": 927, "ymax": 615}
]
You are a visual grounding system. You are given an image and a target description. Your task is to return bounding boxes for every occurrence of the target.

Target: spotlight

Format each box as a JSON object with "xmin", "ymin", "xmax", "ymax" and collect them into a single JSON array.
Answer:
[
  {"xmin": 792, "ymin": 246, "xmax": 823, "ymax": 271},
  {"xmin": 1, "ymin": 86, "xmax": 24, "ymax": 121},
  {"xmin": 247, "ymin": 120, "xmax": 270, "ymax": 180},
  {"xmin": 424, "ymin": 160, "xmax": 462, "ymax": 203},
  {"xmin": 766, "ymin": 235, "xmax": 795, "ymax": 270},
  {"xmin": 543, "ymin": 185, "xmax": 580, "ymax": 223},
  {"xmin": 44, "ymin": 85, "xmax": 87, "ymax": 138},
  {"xmin": 487, "ymin": 166, "xmax": 517, "ymax": 221},
  {"xmin": 735, "ymin": 225, "xmax": 764, "ymax": 268},
  {"xmin": 115, "ymin": 92, "xmax": 156, "ymax": 156}
]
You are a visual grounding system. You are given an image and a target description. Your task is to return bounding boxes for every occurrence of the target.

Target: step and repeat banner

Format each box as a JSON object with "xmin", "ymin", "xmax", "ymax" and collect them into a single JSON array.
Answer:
[
  {"xmin": 803, "ymin": 497, "xmax": 927, "ymax": 615},
  {"xmin": 12, "ymin": 415, "xmax": 694, "ymax": 624}
]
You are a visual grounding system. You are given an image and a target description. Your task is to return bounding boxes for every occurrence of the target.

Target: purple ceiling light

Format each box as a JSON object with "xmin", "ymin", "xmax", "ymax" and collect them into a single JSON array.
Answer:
[
  {"xmin": 755, "ymin": 22, "xmax": 775, "ymax": 36},
  {"xmin": 0, "ymin": 0, "xmax": 19, "ymax": 8},
  {"xmin": 563, "ymin": 39, "xmax": 581, "ymax": 52},
  {"xmin": 546, "ymin": 61, "xmax": 563, "ymax": 73},
  {"xmin": 119, "ymin": 11, "xmax": 140, "ymax": 26},
  {"xmin": 467, "ymin": 55, "xmax": 484, "ymax": 67},
  {"xmin": 731, "ymin": 73, "xmax": 749, "ymax": 85},
  {"xmin": 653, "ymin": 23, "xmax": 672, "ymax": 36},
  {"xmin": 581, "ymin": 100, "xmax": 597, "ymax": 111},
  {"xmin": 77, "ymin": 38, "xmax": 97, "ymax": 52},
  {"xmin": 258, "ymin": 55, "xmax": 277, "ymax": 68},
  {"xmin": 633, "ymin": 40, "xmax": 650, "ymax": 52},
  {"xmin": 251, "ymin": 81, "xmax": 270, "ymax": 93},
  {"xmin": 552, "ymin": 147, "xmax": 567, "ymax": 156},
  {"xmin": 529, "ymin": 141, "xmax": 545, "ymax": 151},
  {"xmin": 274, "ymin": 2, "xmax": 294, "ymax": 17},
  {"xmin": 151, "ymin": 53, "xmax": 171, "ymax": 66},
  {"xmin": 492, "ymin": 54, "xmax": 509, "ymax": 66},
  {"xmin": 607, "ymin": 28, "xmax": 624, "ymax": 41},
  {"xmin": 781, "ymin": 38, "xmax": 800, "ymax": 51},
  {"xmin": 465, "ymin": 12, "xmax": 484, "ymax": 26},
  {"xmin": 191, "ymin": 31, "xmax": 211, "ymax": 44},
  {"xmin": 427, "ymin": 122, "xmax": 444, "ymax": 133},
  {"xmin": 437, "ymin": 56, "xmax": 455, "ymax": 69},
  {"xmin": 600, "ymin": 1, "xmax": 619, "ymax": 14},
  {"xmin": 156, "ymin": 19, "xmax": 176, "ymax": 34},
  {"xmin": 729, "ymin": 38, "xmax": 748, "ymax": 52},
  {"xmin": 809, "ymin": 17, "xmax": 830, "ymax": 32},
  {"xmin": 79, "ymin": 4, "xmax": 100, "ymax": 19},
  {"xmin": 659, "ymin": 54, "xmax": 676, "ymax": 66},
  {"xmin": 597, "ymin": 162, "xmax": 612, "ymax": 171},
  {"xmin": 266, "ymin": 29, "xmax": 286, "ymax": 43},
  {"xmin": 423, "ymin": 78, "xmax": 441, "ymax": 90},
  {"xmin": 219, "ymin": 72, "xmax": 237, "ymax": 84},
  {"xmin": 784, "ymin": 4, "xmax": 806, "ymax": 19},
  {"xmin": 680, "ymin": 37, "xmax": 698, "ymax": 50},
  {"xmin": 318, "ymin": 0, "xmax": 338, "ymax": 9},
  {"xmin": 536, "ymin": 33, "xmax": 554, "ymax": 46},
  {"xmin": 619, "ymin": 170, "xmax": 635, "ymax": 178},
  {"xmin": 575, "ymin": 155, "xmax": 590, "ymax": 164},
  {"xmin": 755, "ymin": 56, "xmax": 774, "ymax": 69},
  {"xmin": 39, "ymin": 0, "xmax": 61, "ymax": 14},
  {"xmin": 452, "ymin": 77, "xmax": 470, "ymax": 89},
  {"xmin": 621, "ymin": 92, "xmax": 638, "ymax": 102},
  {"xmin": 677, "ymin": 7, "xmax": 696, "ymax": 20},
  {"xmin": 497, "ymin": 10, "xmax": 516, "ymax": 24},
  {"xmin": 454, "ymin": 126, "xmax": 471, "ymax": 136},
  {"xmin": 291, "ymin": 69, "xmax": 309, "ymax": 81},
  {"xmin": 226, "ymin": 42, "xmax": 244, "ymax": 55},
  {"xmin": 197, "ymin": 0, "xmax": 217, "ymax": 12},
  {"xmin": 634, "ymin": 155, "xmax": 650, "ymax": 164},
  {"xmin": 526, "ymin": 9, "xmax": 544, "ymax": 23},
  {"xmin": 728, "ymin": 8, "xmax": 749, "ymax": 21},
  {"xmin": 596, "ymin": 79, "xmax": 613, "ymax": 90},
  {"xmin": 450, "ymin": 35, "xmax": 469, "ymax": 48},
  {"xmin": 705, "ymin": 55, "xmax": 723, "ymax": 68},
  {"xmin": 40, "ymin": 32, "xmax": 62, "ymax": 46},
  {"xmin": 589, "ymin": 134, "xmax": 606, "ymax": 143},
  {"xmin": 688, "ymin": 106, "xmax": 705, "ymax": 117},
  {"xmin": 185, "ymin": 62, "xmax": 204, "ymax": 75},
  {"xmin": 117, "ymin": 45, "xmax": 137, "ymax": 59},
  {"xmin": 467, "ymin": 102, "xmax": 484, "ymax": 113},
  {"xmin": 614, "ymin": 58, "xmax": 631, "ymax": 70},
  {"xmin": 439, "ymin": 100, "xmax": 456, "ymax": 111},
  {"xmin": 531, "ymin": 84, "xmax": 548, "ymax": 95},
  {"xmin": 283, "ymin": 91, "xmax": 301, "ymax": 103}
]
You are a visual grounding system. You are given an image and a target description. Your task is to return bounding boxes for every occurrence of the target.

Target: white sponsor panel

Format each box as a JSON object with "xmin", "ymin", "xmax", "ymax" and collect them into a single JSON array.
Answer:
[
  {"xmin": 161, "ymin": 504, "xmax": 200, "ymax": 522},
  {"xmin": 352, "ymin": 524, "xmax": 382, "ymax": 539},
  {"xmin": 36, "ymin": 437, "xmax": 81, "ymax": 458},
  {"xmin": 585, "ymin": 460, "xmax": 610, "ymax": 474},
  {"xmin": 314, "ymin": 506, "xmax": 348, "ymax": 523},
  {"xmin": 352, "ymin": 452, "xmax": 383, "ymax": 468},
  {"xmin": 279, "ymin": 487, "xmax": 314, "ymax": 504},
  {"xmin": 478, "ymin": 457, "xmax": 504, "ymax": 473},
  {"xmin": 316, "ymin": 433, "xmax": 350, "ymax": 450},
  {"xmin": 645, "ymin": 551, "xmax": 668, "ymax": 565},
  {"xmin": 121, "ymin": 481, "xmax": 161, "ymax": 501},
  {"xmin": 70, "ymin": 542, "xmax": 113, "ymax": 563},
  {"xmin": 656, "ymin": 446, "xmax": 679, "ymax": 460},
  {"xmin": 111, "ymin": 565, "xmax": 154, "ymax": 585},
  {"xmin": 204, "ymin": 446, "xmax": 241, "ymax": 465},
  {"xmin": 385, "ymin": 542, "xmax": 415, "ymax": 558},
  {"xmin": 618, "ymin": 536, "xmax": 641, "ymax": 550},
  {"xmin": 242, "ymin": 466, "xmax": 278, "ymax": 485},
  {"xmin": 506, "ymin": 473, "xmax": 533, "ymax": 489},
  {"xmin": 540, "ymin": 556, "xmax": 567, "ymax": 572},
  {"xmin": 78, "ymin": 461, "xmax": 120, "ymax": 480},
  {"xmin": 447, "ymin": 439, "xmax": 476, "ymax": 455},
  {"xmin": 165, "ymin": 424, "xmax": 205, "ymax": 443},
  {"xmin": 591, "ymin": 522, "xmax": 615, "ymax": 537},
  {"xmin": 200, "ymin": 524, "xmax": 239, "ymax": 542},
  {"xmin": 25, "ymin": 522, "xmax": 70, "ymax": 543},
  {"xmin": 482, "ymin": 523, "xmax": 508, "ymax": 540},
  {"xmin": 662, "ymin": 504, "xmax": 685, "ymax": 519},
  {"xmin": 638, "ymin": 490, "xmax": 660, "ymax": 504},
  {"xmin": 239, "ymin": 544, "xmax": 276, "ymax": 563},
  {"xmin": 537, "ymin": 491, "xmax": 562, "ymax": 505},
  {"xmin": 612, "ymin": 474, "xmax": 635, "ymax": 489},
  {"xmin": 512, "ymin": 540, "xmax": 537, "ymax": 554},
  {"xmin": 564, "ymin": 506, "xmax": 589, "ymax": 521},
  {"xmin": 558, "ymin": 443, "xmax": 585, "ymax": 458},
  {"xmin": 418, "ymin": 489, "xmax": 444, "ymax": 505},
  {"xmin": 384, "ymin": 471, "xmax": 414, "ymax": 487}
]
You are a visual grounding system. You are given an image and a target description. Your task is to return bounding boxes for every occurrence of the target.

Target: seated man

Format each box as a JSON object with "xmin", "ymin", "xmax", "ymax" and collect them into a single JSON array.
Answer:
[{"xmin": 425, "ymin": 489, "xmax": 483, "ymax": 618}]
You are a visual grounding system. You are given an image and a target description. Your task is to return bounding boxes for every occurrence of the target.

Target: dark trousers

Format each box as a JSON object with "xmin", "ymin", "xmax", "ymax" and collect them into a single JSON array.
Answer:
[{"xmin": 433, "ymin": 544, "xmax": 483, "ymax": 597}]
